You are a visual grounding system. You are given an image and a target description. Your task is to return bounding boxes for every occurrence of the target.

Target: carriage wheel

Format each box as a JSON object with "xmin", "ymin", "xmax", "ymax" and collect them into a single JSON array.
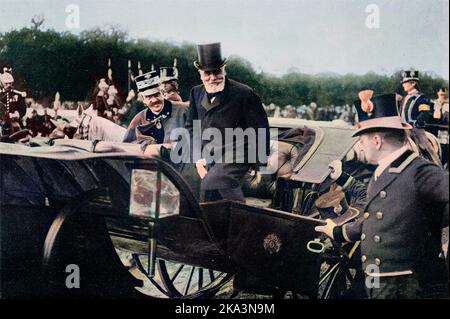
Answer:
[
  {"xmin": 318, "ymin": 242, "xmax": 361, "ymax": 299},
  {"xmin": 126, "ymin": 253, "xmax": 233, "ymax": 299}
]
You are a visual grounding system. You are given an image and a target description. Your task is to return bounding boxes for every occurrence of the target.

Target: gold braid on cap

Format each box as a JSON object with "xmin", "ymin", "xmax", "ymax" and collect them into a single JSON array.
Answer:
[{"xmin": 358, "ymin": 90, "xmax": 374, "ymax": 114}]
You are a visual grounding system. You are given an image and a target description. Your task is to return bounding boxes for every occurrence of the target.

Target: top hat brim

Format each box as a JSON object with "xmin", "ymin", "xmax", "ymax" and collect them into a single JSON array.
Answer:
[
  {"xmin": 352, "ymin": 116, "xmax": 413, "ymax": 137},
  {"xmin": 193, "ymin": 58, "xmax": 227, "ymax": 71}
]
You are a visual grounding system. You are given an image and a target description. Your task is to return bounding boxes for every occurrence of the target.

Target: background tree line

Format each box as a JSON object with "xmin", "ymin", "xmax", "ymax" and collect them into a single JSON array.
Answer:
[{"xmin": 0, "ymin": 25, "xmax": 448, "ymax": 106}]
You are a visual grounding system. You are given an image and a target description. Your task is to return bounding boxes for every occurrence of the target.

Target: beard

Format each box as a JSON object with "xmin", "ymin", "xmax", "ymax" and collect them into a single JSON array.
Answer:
[{"xmin": 203, "ymin": 79, "xmax": 226, "ymax": 93}]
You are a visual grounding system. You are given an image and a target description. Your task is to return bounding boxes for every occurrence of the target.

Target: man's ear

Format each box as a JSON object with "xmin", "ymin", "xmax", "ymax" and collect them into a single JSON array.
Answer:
[{"xmin": 372, "ymin": 134, "xmax": 383, "ymax": 150}]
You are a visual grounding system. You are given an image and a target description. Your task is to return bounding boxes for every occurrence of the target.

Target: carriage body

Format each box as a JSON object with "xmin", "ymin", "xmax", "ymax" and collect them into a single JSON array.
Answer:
[{"xmin": 0, "ymin": 118, "xmax": 358, "ymax": 298}]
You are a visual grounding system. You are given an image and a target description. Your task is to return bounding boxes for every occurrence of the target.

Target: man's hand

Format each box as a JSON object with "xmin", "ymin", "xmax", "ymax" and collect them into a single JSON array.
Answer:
[
  {"xmin": 328, "ymin": 160, "xmax": 342, "ymax": 181},
  {"xmin": 196, "ymin": 159, "xmax": 208, "ymax": 179},
  {"xmin": 315, "ymin": 219, "xmax": 337, "ymax": 239}
]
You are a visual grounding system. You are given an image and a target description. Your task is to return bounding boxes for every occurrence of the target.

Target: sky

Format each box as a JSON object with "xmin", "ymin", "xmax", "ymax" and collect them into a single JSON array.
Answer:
[{"xmin": 0, "ymin": 0, "xmax": 448, "ymax": 79}]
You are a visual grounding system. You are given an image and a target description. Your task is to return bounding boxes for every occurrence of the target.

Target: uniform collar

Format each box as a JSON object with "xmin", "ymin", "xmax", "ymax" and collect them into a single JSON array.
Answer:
[
  {"xmin": 366, "ymin": 149, "xmax": 417, "ymax": 205},
  {"xmin": 406, "ymin": 89, "xmax": 420, "ymax": 97},
  {"xmin": 374, "ymin": 145, "xmax": 409, "ymax": 180}
]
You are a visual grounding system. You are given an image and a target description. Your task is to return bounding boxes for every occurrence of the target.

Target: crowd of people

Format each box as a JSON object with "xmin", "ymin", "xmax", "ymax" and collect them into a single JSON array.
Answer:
[{"xmin": 264, "ymin": 102, "xmax": 354, "ymax": 123}]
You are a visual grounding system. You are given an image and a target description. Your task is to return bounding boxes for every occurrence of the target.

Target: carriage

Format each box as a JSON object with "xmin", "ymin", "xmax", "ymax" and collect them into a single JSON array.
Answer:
[{"xmin": 0, "ymin": 118, "xmax": 365, "ymax": 299}]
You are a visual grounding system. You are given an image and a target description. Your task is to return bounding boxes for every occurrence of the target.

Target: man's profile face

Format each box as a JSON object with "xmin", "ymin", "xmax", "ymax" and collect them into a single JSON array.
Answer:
[
  {"xmin": 143, "ymin": 91, "xmax": 164, "ymax": 114},
  {"xmin": 199, "ymin": 66, "xmax": 226, "ymax": 93},
  {"xmin": 358, "ymin": 133, "xmax": 379, "ymax": 164},
  {"xmin": 402, "ymin": 81, "xmax": 415, "ymax": 93}
]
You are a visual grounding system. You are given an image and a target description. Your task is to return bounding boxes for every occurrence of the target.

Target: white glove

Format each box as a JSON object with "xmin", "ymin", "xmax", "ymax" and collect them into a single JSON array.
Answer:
[
  {"xmin": 328, "ymin": 160, "xmax": 342, "ymax": 181},
  {"xmin": 196, "ymin": 159, "xmax": 208, "ymax": 179},
  {"xmin": 315, "ymin": 219, "xmax": 337, "ymax": 239}
]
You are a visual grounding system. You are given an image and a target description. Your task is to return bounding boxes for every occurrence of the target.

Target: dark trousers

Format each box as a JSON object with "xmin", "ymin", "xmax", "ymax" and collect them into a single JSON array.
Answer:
[
  {"xmin": 203, "ymin": 188, "xmax": 245, "ymax": 202},
  {"xmin": 365, "ymin": 274, "xmax": 449, "ymax": 299}
]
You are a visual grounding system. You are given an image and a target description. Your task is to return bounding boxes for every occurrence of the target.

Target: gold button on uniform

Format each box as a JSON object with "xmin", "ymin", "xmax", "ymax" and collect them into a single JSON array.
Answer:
[
  {"xmin": 375, "ymin": 258, "xmax": 381, "ymax": 266},
  {"xmin": 380, "ymin": 191, "xmax": 387, "ymax": 199},
  {"xmin": 361, "ymin": 255, "xmax": 367, "ymax": 263},
  {"xmin": 376, "ymin": 211, "xmax": 383, "ymax": 220},
  {"xmin": 363, "ymin": 212, "xmax": 370, "ymax": 219},
  {"xmin": 361, "ymin": 233, "xmax": 366, "ymax": 241},
  {"xmin": 374, "ymin": 235, "xmax": 381, "ymax": 243}
]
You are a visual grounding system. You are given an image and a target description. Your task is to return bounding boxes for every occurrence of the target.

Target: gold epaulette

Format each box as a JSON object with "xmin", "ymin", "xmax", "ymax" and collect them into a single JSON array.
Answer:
[{"xmin": 418, "ymin": 104, "xmax": 430, "ymax": 112}]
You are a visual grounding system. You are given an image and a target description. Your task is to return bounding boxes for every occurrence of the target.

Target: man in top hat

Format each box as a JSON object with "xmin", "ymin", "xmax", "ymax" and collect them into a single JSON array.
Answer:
[
  {"xmin": 400, "ymin": 70, "xmax": 435, "ymax": 132},
  {"xmin": 184, "ymin": 42, "xmax": 270, "ymax": 202},
  {"xmin": 123, "ymin": 71, "xmax": 187, "ymax": 147},
  {"xmin": 315, "ymin": 90, "xmax": 448, "ymax": 299},
  {"xmin": 0, "ymin": 70, "xmax": 27, "ymax": 136},
  {"xmin": 159, "ymin": 64, "xmax": 189, "ymax": 107}
]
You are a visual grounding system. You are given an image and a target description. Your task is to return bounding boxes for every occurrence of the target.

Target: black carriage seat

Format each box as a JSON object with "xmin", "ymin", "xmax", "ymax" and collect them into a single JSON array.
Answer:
[{"xmin": 243, "ymin": 127, "xmax": 316, "ymax": 208}]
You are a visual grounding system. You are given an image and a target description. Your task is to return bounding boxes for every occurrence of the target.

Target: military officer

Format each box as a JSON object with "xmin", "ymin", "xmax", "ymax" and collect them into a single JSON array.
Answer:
[
  {"xmin": 184, "ymin": 43, "xmax": 270, "ymax": 202},
  {"xmin": 316, "ymin": 90, "xmax": 449, "ymax": 299},
  {"xmin": 123, "ymin": 71, "xmax": 187, "ymax": 146},
  {"xmin": 159, "ymin": 64, "xmax": 189, "ymax": 107},
  {"xmin": 0, "ymin": 71, "xmax": 27, "ymax": 136},
  {"xmin": 400, "ymin": 70, "xmax": 435, "ymax": 133}
]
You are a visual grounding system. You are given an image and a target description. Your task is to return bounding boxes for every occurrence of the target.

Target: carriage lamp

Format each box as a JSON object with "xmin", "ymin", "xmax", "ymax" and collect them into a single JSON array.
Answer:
[
  {"xmin": 129, "ymin": 168, "xmax": 180, "ymax": 277},
  {"xmin": 129, "ymin": 169, "xmax": 180, "ymax": 219}
]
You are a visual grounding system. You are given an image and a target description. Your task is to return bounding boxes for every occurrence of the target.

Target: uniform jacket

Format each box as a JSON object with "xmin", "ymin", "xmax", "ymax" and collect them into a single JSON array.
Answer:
[
  {"xmin": 334, "ymin": 150, "xmax": 449, "ymax": 283},
  {"xmin": 401, "ymin": 93, "xmax": 434, "ymax": 127},
  {"xmin": 185, "ymin": 78, "xmax": 270, "ymax": 190},
  {"xmin": 0, "ymin": 89, "xmax": 26, "ymax": 134},
  {"xmin": 123, "ymin": 99, "xmax": 187, "ymax": 144}
]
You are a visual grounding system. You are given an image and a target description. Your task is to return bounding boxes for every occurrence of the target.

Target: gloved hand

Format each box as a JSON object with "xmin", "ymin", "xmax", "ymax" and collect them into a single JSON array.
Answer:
[
  {"xmin": 196, "ymin": 159, "xmax": 208, "ymax": 179},
  {"xmin": 315, "ymin": 219, "xmax": 337, "ymax": 239},
  {"xmin": 328, "ymin": 159, "xmax": 342, "ymax": 181},
  {"xmin": 249, "ymin": 171, "xmax": 262, "ymax": 189}
]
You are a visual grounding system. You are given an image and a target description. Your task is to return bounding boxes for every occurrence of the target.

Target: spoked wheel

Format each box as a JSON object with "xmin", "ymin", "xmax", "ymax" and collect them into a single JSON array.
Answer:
[
  {"xmin": 126, "ymin": 253, "xmax": 233, "ymax": 299},
  {"xmin": 318, "ymin": 242, "xmax": 362, "ymax": 299}
]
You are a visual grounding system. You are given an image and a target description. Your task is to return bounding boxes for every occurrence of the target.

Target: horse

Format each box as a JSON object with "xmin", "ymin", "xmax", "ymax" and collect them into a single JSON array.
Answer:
[{"xmin": 50, "ymin": 104, "xmax": 127, "ymax": 142}]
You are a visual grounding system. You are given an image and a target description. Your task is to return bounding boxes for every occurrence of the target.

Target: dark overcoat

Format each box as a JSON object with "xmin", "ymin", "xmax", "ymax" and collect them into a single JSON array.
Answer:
[{"xmin": 185, "ymin": 78, "xmax": 270, "ymax": 192}]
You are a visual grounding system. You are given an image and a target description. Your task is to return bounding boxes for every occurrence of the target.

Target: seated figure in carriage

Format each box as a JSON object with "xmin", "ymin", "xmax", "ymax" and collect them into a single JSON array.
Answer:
[{"xmin": 123, "ymin": 70, "xmax": 188, "ymax": 148}]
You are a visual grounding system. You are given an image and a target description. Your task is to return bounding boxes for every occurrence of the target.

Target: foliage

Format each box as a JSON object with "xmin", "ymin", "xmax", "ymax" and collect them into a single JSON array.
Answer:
[{"xmin": 0, "ymin": 26, "xmax": 447, "ymax": 106}]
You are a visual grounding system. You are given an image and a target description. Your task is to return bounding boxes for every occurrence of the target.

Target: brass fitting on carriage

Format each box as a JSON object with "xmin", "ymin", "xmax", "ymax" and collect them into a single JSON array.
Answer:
[{"xmin": 306, "ymin": 237, "xmax": 333, "ymax": 254}]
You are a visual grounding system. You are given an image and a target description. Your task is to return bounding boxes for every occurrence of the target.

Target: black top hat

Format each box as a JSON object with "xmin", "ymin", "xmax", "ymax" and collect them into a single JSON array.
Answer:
[
  {"xmin": 315, "ymin": 190, "xmax": 359, "ymax": 226},
  {"xmin": 193, "ymin": 43, "xmax": 227, "ymax": 71},
  {"xmin": 353, "ymin": 91, "xmax": 412, "ymax": 136},
  {"xmin": 401, "ymin": 70, "xmax": 419, "ymax": 83}
]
